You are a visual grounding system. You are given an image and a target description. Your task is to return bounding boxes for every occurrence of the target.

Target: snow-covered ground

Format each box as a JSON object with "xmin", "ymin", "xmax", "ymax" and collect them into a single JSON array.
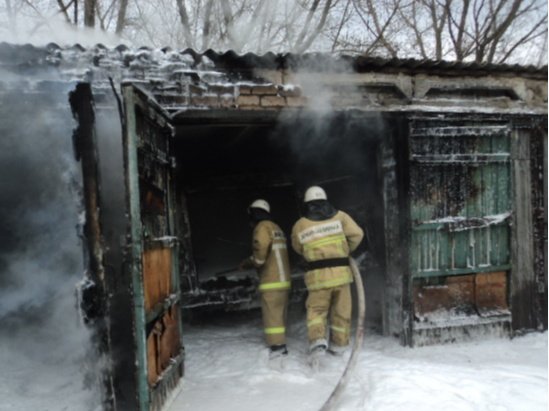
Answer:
[
  {"xmin": 0, "ymin": 304, "xmax": 546, "ymax": 411},
  {"xmin": 167, "ymin": 308, "xmax": 548, "ymax": 411}
]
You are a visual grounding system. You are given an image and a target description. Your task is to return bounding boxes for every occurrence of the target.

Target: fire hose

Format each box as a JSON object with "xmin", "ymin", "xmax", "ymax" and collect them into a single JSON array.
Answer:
[{"xmin": 318, "ymin": 257, "xmax": 366, "ymax": 411}]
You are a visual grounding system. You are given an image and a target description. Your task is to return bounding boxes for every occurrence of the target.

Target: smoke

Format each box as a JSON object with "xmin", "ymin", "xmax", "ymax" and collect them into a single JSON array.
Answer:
[
  {"xmin": 0, "ymin": 0, "xmax": 340, "ymax": 52},
  {"xmin": 0, "ymin": 11, "xmax": 120, "ymax": 47},
  {"xmin": 256, "ymin": 58, "xmax": 388, "ymax": 328},
  {"xmin": 265, "ymin": 57, "xmax": 385, "ymax": 191},
  {"xmin": 0, "ymin": 68, "xmax": 101, "ymax": 409}
]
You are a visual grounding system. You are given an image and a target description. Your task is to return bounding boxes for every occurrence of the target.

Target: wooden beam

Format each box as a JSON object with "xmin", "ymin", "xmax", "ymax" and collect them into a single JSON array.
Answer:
[
  {"xmin": 510, "ymin": 128, "xmax": 537, "ymax": 330},
  {"xmin": 69, "ymin": 82, "xmax": 116, "ymax": 410}
]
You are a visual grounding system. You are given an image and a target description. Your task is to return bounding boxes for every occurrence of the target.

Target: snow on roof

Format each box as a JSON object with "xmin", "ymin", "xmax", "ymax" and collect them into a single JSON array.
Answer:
[
  {"xmin": 0, "ymin": 42, "xmax": 546, "ymax": 82},
  {"xmin": 0, "ymin": 42, "xmax": 546, "ymax": 115}
]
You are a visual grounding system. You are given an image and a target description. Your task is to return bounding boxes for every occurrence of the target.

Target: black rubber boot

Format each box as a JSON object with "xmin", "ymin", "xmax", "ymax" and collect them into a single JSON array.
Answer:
[{"xmin": 269, "ymin": 344, "xmax": 288, "ymax": 359}]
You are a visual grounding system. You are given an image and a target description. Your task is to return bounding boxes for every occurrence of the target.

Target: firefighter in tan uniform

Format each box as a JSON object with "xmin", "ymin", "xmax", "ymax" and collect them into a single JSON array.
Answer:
[
  {"xmin": 291, "ymin": 186, "xmax": 363, "ymax": 358},
  {"xmin": 240, "ymin": 199, "xmax": 291, "ymax": 359}
]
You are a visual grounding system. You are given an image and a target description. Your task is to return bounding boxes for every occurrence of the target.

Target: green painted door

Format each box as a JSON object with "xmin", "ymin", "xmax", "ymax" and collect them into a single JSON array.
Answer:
[{"xmin": 409, "ymin": 119, "xmax": 512, "ymax": 279}]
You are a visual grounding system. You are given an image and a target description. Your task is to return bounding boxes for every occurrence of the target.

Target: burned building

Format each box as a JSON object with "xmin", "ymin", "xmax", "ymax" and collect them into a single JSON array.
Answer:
[{"xmin": 0, "ymin": 42, "xmax": 546, "ymax": 411}]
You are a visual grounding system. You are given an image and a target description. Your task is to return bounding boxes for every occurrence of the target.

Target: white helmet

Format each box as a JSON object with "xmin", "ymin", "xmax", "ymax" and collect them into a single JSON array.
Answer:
[
  {"xmin": 249, "ymin": 199, "xmax": 270, "ymax": 213},
  {"xmin": 304, "ymin": 186, "xmax": 327, "ymax": 202}
]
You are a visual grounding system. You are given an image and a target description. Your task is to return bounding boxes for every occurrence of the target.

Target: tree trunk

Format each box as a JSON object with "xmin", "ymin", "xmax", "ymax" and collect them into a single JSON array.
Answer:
[
  {"xmin": 201, "ymin": 0, "xmax": 214, "ymax": 50},
  {"xmin": 84, "ymin": 0, "xmax": 95, "ymax": 27},
  {"xmin": 115, "ymin": 0, "xmax": 128, "ymax": 34},
  {"xmin": 176, "ymin": 0, "xmax": 195, "ymax": 48},
  {"xmin": 56, "ymin": 0, "xmax": 72, "ymax": 23}
]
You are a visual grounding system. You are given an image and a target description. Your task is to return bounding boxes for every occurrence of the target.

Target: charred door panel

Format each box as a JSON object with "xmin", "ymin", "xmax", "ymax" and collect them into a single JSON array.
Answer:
[
  {"xmin": 70, "ymin": 83, "xmax": 118, "ymax": 409},
  {"xmin": 122, "ymin": 84, "xmax": 183, "ymax": 411},
  {"xmin": 409, "ymin": 118, "xmax": 512, "ymax": 344}
]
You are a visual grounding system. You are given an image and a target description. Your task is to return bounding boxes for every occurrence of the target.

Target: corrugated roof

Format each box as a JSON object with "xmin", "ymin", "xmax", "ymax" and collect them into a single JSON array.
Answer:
[{"xmin": 0, "ymin": 42, "xmax": 546, "ymax": 79}]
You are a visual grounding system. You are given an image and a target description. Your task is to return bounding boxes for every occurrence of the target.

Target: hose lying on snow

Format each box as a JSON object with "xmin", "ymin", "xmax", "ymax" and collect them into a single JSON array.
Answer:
[{"xmin": 319, "ymin": 257, "xmax": 366, "ymax": 411}]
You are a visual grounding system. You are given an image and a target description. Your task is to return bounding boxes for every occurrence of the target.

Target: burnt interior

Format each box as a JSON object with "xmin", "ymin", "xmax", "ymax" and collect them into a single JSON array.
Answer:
[{"xmin": 172, "ymin": 110, "xmax": 387, "ymax": 327}]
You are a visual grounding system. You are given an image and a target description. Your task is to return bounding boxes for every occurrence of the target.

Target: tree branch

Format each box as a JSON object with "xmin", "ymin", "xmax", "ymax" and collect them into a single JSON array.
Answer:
[
  {"xmin": 446, "ymin": 0, "xmax": 472, "ymax": 60},
  {"xmin": 201, "ymin": 0, "xmax": 214, "ymax": 50},
  {"xmin": 219, "ymin": 0, "xmax": 235, "ymax": 46},
  {"xmin": 56, "ymin": 0, "xmax": 73, "ymax": 23},
  {"xmin": 294, "ymin": 0, "xmax": 321, "ymax": 50},
  {"xmin": 331, "ymin": 0, "xmax": 352, "ymax": 51},
  {"xmin": 175, "ymin": 0, "xmax": 195, "ymax": 48},
  {"xmin": 361, "ymin": 0, "xmax": 400, "ymax": 57},
  {"xmin": 296, "ymin": 0, "xmax": 334, "ymax": 52},
  {"xmin": 84, "ymin": 0, "xmax": 96, "ymax": 28},
  {"xmin": 115, "ymin": 0, "xmax": 129, "ymax": 34},
  {"xmin": 400, "ymin": 0, "xmax": 428, "ymax": 58},
  {"xmin": 497, "ymin": 14, "xmax": 547, "ymax": 63}
]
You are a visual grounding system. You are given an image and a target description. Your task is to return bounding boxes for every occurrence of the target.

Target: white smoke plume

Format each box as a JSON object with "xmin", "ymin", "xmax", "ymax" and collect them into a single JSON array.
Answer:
[
  {"xmin": 0, "ymin": 10, "xmax": 120, "ymax": 47},
  {"xmin": 0, "ymin": 68, "xmax": 101, "ymax": 410}
]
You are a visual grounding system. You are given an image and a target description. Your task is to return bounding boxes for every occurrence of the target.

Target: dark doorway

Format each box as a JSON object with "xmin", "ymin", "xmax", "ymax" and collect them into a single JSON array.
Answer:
[{"xmin": 173, "ymin": 110, "xmax": 387, "ymax": 329}]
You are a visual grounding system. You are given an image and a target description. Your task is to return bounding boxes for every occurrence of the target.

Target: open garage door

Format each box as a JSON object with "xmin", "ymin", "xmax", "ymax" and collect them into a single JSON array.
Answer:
[{"xmin": 122, "ymin": 84, "xmax": 184, "ymax": 411}]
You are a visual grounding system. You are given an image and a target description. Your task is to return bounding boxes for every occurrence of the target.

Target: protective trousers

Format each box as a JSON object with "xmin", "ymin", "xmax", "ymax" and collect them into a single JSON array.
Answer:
[
  {"xmin": 261, "ymin": 289, "xmax": 289, "ymax": 346},
  {"xmin": 306, "ymin": 283, "xmax": 351, "ymax": 347}
]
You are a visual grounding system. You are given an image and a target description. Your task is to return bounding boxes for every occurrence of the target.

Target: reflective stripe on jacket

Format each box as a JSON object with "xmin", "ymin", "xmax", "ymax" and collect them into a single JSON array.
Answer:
[
  {"xmin": 251, "ymin": 220, "xmax": 291, "ymax": 291},
  {"xmin": 291, "ymin": 210, "xmax": 363, "ymax": 290}
]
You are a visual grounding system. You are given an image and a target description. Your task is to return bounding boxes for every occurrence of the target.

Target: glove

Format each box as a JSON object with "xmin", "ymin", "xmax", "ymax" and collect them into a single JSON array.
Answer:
[{"xmin": 238, "ymin": 257, "xmax": 254, "ymax": 270}]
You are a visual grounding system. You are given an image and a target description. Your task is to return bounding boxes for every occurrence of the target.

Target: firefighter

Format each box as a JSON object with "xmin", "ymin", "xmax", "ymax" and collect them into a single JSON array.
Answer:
[
  {"xmin": 239, "ymin": 199, "xmax": 291, "ymax": 359},
  {"xmin": 291, "ymin": 186, "xmax": 363, "ymax": 360}
]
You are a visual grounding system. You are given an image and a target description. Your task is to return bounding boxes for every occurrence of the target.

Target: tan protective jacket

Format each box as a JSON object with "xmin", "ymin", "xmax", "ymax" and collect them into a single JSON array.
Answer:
[
  {"xmin": 250, "ymin": 220, "xmax": 291, "ymax": 292},
  {"xmin": 291, "ymin": 210, "xmax": 363, "ymax": 290}
]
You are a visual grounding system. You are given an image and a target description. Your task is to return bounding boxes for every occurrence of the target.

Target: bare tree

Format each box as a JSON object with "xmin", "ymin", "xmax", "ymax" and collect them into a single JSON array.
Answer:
[
  {"xmin": 2, "ymin": 0, "xmax": 17, "ymax": 32},
  {"xmin": 175, "ymin": 0, "xmax": 195, "ymax": 48},
  {"xmin": 84, "ymin": 0, "xmax": 96, "ymax": 27},
  {"xmin": 1, "ymin": 0, "xmax": 546, "ymax": 65},
  {"xmin": 445, "ymin": 0, "xmax": 473, "ymax": 60},
  {"xmin": 55, "ymin": 0, "xmax": 73, "ymax": 24},
  {"xmin": 425, "ymin": 0, "xmax": 449, "ymax": 60},
  {"xmin": 219, "ymin": 0, "xmax": 235, "ymax": 45},
  {"xmin": 202, "ymin": 0, "xmax": 215, "ymax": 49},
  {"xmin": 330, "ymin": 0, "xmax": 352, "ymax": 51},
  {"xmin": 398, "ymin": 0, "xmax": 430, "ymax": 58},
  {"xmin": 115, "ymin": 0, "xmax": 128, "ymax": 34},
  {"xmin": 392, "ymin": 0, "xmax": 547, "ymax": 63},
  {"xmin": 347, "ymin": 0, "xmax": 403, "ymax": 57},
  {"xmin": 465, "ymin": 0, "xmax": 547, "ymax": 63},
  {"xmin": 250, "ymin": 0, "xmax": 269, "ymax": 50},
  {"xmin": 293, "ymin": 0, "xmax": 336, "ymax": 53},
  {"xmin": 48, "ymin": 0, "xmax": 128, "ymax": 33}
]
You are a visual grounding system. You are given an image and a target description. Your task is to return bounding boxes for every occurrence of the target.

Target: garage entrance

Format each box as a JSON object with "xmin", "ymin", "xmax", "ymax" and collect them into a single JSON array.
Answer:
[
  {"xmin": 171, "ymin": 109, "xmax": 388, "ymax": 330},
  {"xmin": 94, "ymin": 83, "xmax": 398, "ymax": 411}
]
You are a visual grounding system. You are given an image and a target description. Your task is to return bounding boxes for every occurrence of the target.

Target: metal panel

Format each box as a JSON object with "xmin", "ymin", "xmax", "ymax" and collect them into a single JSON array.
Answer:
[
  {"xmin": 409, "ymin": 121, "xmax": 512, "ymax": 279},
  {"xmin": 122, "ymin": 84, "xmax": 183, "ymax": 411}
]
